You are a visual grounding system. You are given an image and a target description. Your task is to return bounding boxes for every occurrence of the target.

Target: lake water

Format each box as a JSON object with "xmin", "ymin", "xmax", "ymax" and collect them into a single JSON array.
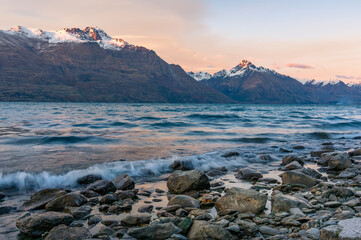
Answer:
[{"xmin": 0, "ymin": 102, "xmax": 360, "ymax": 191}]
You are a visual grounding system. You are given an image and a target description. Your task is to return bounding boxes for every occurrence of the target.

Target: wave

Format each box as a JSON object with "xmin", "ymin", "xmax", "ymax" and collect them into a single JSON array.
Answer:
[
  {"xmin": 0, "ymin": 149, "xmax": 276, "ymax": 191},
  {"xmin": 307, "ymin": 132, "xmax": 332, "ymax": 139},
  {"xmin": 150, "ymin": 121, "xmax": 191, "ymax": 128},
  {"xmin": 187, "ymin": 113, "xmax": 240, "ymax": 120},
  {"xmin": 319, "ymin": 121, "xmax": 361, "ymax": 130},
  {"xmin": 1, "ymin": 136, "xmax": 117, "ymax": 145}
]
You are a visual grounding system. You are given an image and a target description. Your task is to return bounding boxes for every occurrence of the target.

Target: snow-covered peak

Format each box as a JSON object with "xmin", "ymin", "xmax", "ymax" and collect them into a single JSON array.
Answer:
[
  {"xmin": 304, "ymin": 79, "xmax": 344, "ymax": 87},
  {"xmin": 4, "ymin": 26, "xmax": 131, "ymax": 50},
  {"xmin": 212, "ymin": 60, "xmax": 282, "ymax": 79},
  {"xmin": 187, "ymin": 71, "xmax": 212, "ymax": 81}
]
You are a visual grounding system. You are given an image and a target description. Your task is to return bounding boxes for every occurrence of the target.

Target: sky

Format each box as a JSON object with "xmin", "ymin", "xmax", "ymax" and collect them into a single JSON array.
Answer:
[{"xmin": 0, "ymin": 0, "xmax": 360, "ymax": 83}]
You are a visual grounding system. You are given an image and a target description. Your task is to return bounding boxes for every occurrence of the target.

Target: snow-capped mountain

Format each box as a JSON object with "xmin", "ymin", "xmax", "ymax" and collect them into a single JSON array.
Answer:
[
  {"xmin": 3, "ymin": 26, "xmax": 131, "ymax": 50},
  {"xmin": 0, "ymin": 26, "xmax": 233, "ymax": 103},
  {"xmin": 198, "ymin": 61, "xmax": 361, "ymax": 104},
  {"xmin": 187, "ymin": 71, "xmax": 212, "ymax": 81}
]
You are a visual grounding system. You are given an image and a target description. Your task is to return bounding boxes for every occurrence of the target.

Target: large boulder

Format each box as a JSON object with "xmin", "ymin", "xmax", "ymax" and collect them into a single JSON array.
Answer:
[
  {"xmin": 281, "ymin": 171, "xmax": 317, "ymax": 188},
  {"xmin": 188, "ymin": 220, "xmax": 235, "ymax": 240},
  {"xmin": 121, "ymin": 213, "xmax": 152, "ymax": 226},
  {"xmin": 320, "ymin": 217, "xmax": 361, "ymax": 240},
  {"xmin": 64, "ymin": 205, "xmax": 92, "ymax": 219},
  {"xmin": 45, "ymin": 193, "xmax": 87, "ymax": 211},
  {"xmin": 22, "ymin": 188, "xmax": 67, "ymax": 211},
  {"xmin": 281, "ymin": 156, "xmax": 304, "ymax": 166},
  {"xmin": 328, "ymin": 153, "xmax": 352, "ymax": 170},
  {"xmin": 234, "ymin": 168, "xmax": 263, "ymax": 181},
  {"xmin": 86, "ymin": 180, "xmax": 116, "ymax": 195},
  {"xmin": 168, "ymin": 195, "xmax": 200, "ymax": 208},
  {"xmin": 44, "ymin": 224, "xmax": 91, "ymax": 240},
  {"xmin": 112, "ymin": 174, "xmax": 135, "ymax": 190},
  {"xmin": 167, "ymin": 170, "xmax": 210, "ymax": 194},
  {"xmin": 77, "ymin": 174, "xmax": 102, "ymax": 185},
  {"xmin": 128, "ymin": 222, "xmax": 182, "ymax": 240},
  {"xmin": 215, "ymin": 187, "xmax": 267, "ymax": 214},
  {"xmin": 271, "ymin": 192, "xmax": 311, "ymax": 213},
  {"xmin": 16, "ymin": 212, "xmax": 73, "ymax": 237},
  {"xmin": 349, "ymin": 149, "xmax": 361, "ymax": 156}
]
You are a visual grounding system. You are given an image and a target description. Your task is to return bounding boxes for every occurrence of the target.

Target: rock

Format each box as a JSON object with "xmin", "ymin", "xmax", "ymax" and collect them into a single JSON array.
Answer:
[
  {"xmin": 207, "ymin": 167, "xmax": 228, "ymax": 177},
  {"xmin": 108, "ymin": 203, "xmax": 132, "ymax": 214},
  {"xmin": 234, "ymin": 168, "xmax": 263, "ymax": 181},
  {"xmin": 306, "ymin": 228, "xmax": 320, "ymax": 240},
  {"xmin": 16, "ymin": 211, "xmax": 73, "ymax": 237},
  {"xmin": 320, "ymin": 225, "xmax": 343, "ymax": 240},
  {"xmin": 322, "ymin": 187, "xmax": 354, "ymax": 198},
  {"xmin": 138, "ymin": 205, "xmax": 154, "ymax": 213},
  {"xmin": 89, "ymin": 222, "xmax": 115, "ymax": 238},
  {"xmin": 22, "ymin": 188, "xmax": 67, "ymax": 211},
  {"xmin": 236, "ymin": 219, "xmax": 259, "ymax": 234},
  {"xmin": 0, "ymin": 192, "xmax": 5, "ymax": 201},
  {"xmin": 188, "ymin": 220, "xmax": 235, "ymax": 240},
  {"xmin": 281, "ymin": 171, "xmax": 317, "ymax": 188},
  {"xmin": 300, "ymin": 168, "xmax": 322, "ymax": 179},
  {"xmin": 64, "ymin": 205, "xmax": 92, "ymax": 219},
  {"xmin": 45, "ymin": 193, "xmax": 87, "ymax": 211},
  {"xmin": 215, "ymin": 187, "xmax": 267, "ymax": 214},
  {"xmin": 284, "ymin": 161, "xmax": 303, "ymax": 170},
  {"xmin": 293, "ymin": 145, "xmax": 305, "ymax": 150},
  {"xmin": 271, "ymin": 192, "xmax": 311, "ymax": 213},
  {"xmin": 88, "ymin": 216, "xmax": 102, "ymax": 225},
  {"xmin": 0, "ymin": 206, "xmax": 16, "ymax": 215},
  {"xmin": 259, "ymin": 226, "xmax": 280, "ymax": 236},
  {"xmin": 177, "ymin": 217, "xmax": 192, "ymax": 234},
  {"xmin": 320, "ymin": 218, "xmax": 361, "ymax": 239},
  {"xmin": 175, "ymin": 208, "xmax": 188, "ymax": 217},
  {"xmin": 79, "ymin": 189, "xmax": 100, "ymax": 198},
  {"xmin": 280, "ymin": 147, "xmax": 293, "ymax": 153},
  {"xmin": 99, "ymin": 193, "xmax": 119, "ymax": 205},
  {"xmin": 77, "ymin": 174, "xmax": 102, "ymax": 185},
  {"xmin": 168, "ymin": 195, "xmax": 200, "ymax": 208},
  {"xmin": 338, "ymin": 170, "xmax": 357, "ymax": 179},
  {"xmin": 349, "ymin": 149, "xmax": 361, "ymax": 156},
  {"xmin": 121, "ymin": 213, "xmax": 151, "ymax": 226},
  {"xmin": 115, "ymin": 190, "xmax": 136, "ymax": 199},
  {"xmin": 324, "ymin": 201, "xmax": 342, "ymax": 208},
  {"xmin": 328, "ymin": 153, "xmax": 352, "ymax": 170},
  {"xmin": 113, "ymin": 174, "xmax": 135, "ymax": 190},
  {"xmin": 167, "ymin": 170, "xmax": 210, "ymax": 194},
  {"xmin": 312, "ymin": 149, "xmax": 333, "ymax": 157},
  {"xmin": 86, "ymin": 180, "xmax": 116, "ymax": 195},
  {"xmin": 221, "ymin": 152, "xmax": 240, "ymax": 158},
  {"xmin": 282, "ymin": 156, "xmax": 304, "ymax": 166},
  {"xmin": 170, "ymin": 233, "xmax": 188, "ymax": 240},
  {"xmin": 170, "ymin": 160, "xmax": 193, "ymax": 171},
  {"xmin": 128, "ymin": 222, "xmax": 182, "ymax": 240},
  {"xmin": 44, "ymin": 224, "xmax": 91, "ymax": 240}
]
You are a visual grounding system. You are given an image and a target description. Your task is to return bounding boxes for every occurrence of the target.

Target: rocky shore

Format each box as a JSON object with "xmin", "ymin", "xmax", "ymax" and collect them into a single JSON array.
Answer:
[{"xmin": 1, "ymin": 144, "xmax": 361, "ymax": 239}]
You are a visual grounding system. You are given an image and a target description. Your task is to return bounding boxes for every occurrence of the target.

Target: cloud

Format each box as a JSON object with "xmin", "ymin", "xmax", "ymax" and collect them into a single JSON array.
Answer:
[
  {"xmin": 335, "ymin": 75, "xmax": 361, "ymax": 80},
  {"xmin": 285, "ymin": 63, "xmax": 313, "ymax": 69}
]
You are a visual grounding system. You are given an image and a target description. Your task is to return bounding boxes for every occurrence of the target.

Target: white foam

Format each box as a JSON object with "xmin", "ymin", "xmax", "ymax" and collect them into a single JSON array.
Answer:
[{"xmin": 0, "ymin": 149, "xmax": 276, "ymax": 191}]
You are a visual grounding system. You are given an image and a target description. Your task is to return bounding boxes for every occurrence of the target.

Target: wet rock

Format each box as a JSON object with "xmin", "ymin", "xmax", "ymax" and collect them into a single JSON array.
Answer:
[
  {"xmin": 167, "ymin": 170, "xmax": 210, "ymax": 194},
  {"xmin": 108, "ymin": 203, "xmax": 132, "ymax": 214},
  {"xmin": 77, "ymin": 174, "xmax": 102, "ymax": 185},
  {"xmin": 113, "ymin": 174, "xmax": 135, "ymax": 190},
  {"xmin": 271, "ymin": 192, "xmax": 311, "ymax": 213},
  {"xmin": 44, "ymin": 224, "xmax": 91, "ymax": 240},
  {"xmin": 88, "ymin": 222, "xmax": 115, "ymax": 238},
  {"xmin": 88, "ymin": 216, "xmax": 102, "ymax": 226},
  {"xmin": 115, "ymin": 190, "xmax": 136, "ymax": 199},
  {"xmin": 168, "ymin": 195, "xmax": 200, "ymax": 208},
  {"xmin": 175, "ymin": 208, "xmax": 188, "ymax": 217},
  {"xmin": 121, "ymin": 213, "xmax": 152, "ymax": 226},
  {"xmin": 284, "ymin": 161, "xmax": 303, "ymax": 170},
  {"xmin": 281, "ymin": 171, "xmax": 317, "ymax": 188},
  {"xmin": 328, "ymin": 153, "xmax": 352, "ymax": 170},
  {"xmin": 128, "ymin": 222, "xmax": 182, "ymax": 240},
  {"xmin": 45, "ymin": 192, "xmax": 87, "ymax": 211},
  {"xmin": 221, "ymin": 151, "xmax": 240, "ymax": 158},
  {"xmin": 338, "ymin": 170, "xmax": 357, "ymax": 179},
  {"xmin": 292, "ymin": 145, "xmax": 305, "ymax": 150},
  {"xmin": 259, "ymin": 154, "xmax": 277, "ymax": 161},
  {"xmin": 280, "ymin": 148, "xmax": 293, "ymax": 153},
  {"xmin": 322, "ymin": 187, "xmax": 354, "ymax": 198},
  {"xmin": 300, "ymin": 168, "xmax": 322, "ymax": 179},
  {"xmin": 306, "ymin": 228, "xmax": 320, "ymax": 240},
  {"xmin": 188, "ymin": 220, "xmax": 235, "ymax": 240},
  {"xmin": 0, "ymin": 192, "xmax": 5, "ymax": 201},
  {"xmin": 259, "ymin": 226, "xmax": 280, "ymax": 236},
  {"xmin": 99, "ymin": 193, "xmax": 119, "ymax": 205},
  {"xmin": 170, "ymin": 233, "xmax": 188, "ymax": 240},
  {"xmin": 324, "ymin": 201, "xmax": 342, "ymax": 208},
  {"xmin": 234, "ymin": 168, "xmax": 263, "ymax": 181},
  {"xmin": 79, "ymin": 189, "xmax": 100, "ymax": 198},
  {"xmin": 138, "ymin": 205, "xmax": 154, "ymax": 213},
  {"xmin": 207, "ymin": 167, "xmax": 228, "ymax": 177},
  {"xmin": 282, "ymin": 156, "xmax": 304, "ymax": 166},
  {"xmin": 170, "ymin": 160, "xmax": 193, "ymax": 171},
  {"xmin": 0, "ymin": 206, "xmax": 16, "ymax": 215},
  {"xmin": 215, "ymin": 187, "xmax": 267, "ymax": 214},
  {"xmin": 86, "ymin": 180, "xmax": 116, "ymax": 195},
  {"xmin": 236, "ymin": 219, "xmax": 259, "ymax": 234},
  {"xmin": 349, "ymin": 148, "xmax": 361, "ymax": 157},
  {"xmin": 64, "ymin": 205, "xmax": 92, "ymax": 219},
  {"xmin": 312, "ymin": 149, "xmax": 333, "ymax": 157},
  {"xmin": 23, "ymin": 188, "xmax": 67, "ymax": 211},
  {"xmin": 16, "ymin": 211, "xmax": 73, "ymax": 237}
]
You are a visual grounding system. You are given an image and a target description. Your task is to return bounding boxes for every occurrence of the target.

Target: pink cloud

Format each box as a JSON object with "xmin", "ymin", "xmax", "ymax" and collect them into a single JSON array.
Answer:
[
  {"xmin": 335, "ymin": 75, "xmax": 361, "ymax": 80},
  {"xmin": 286, "ymin": 63, "xmax": 313, "ymax": 69}
]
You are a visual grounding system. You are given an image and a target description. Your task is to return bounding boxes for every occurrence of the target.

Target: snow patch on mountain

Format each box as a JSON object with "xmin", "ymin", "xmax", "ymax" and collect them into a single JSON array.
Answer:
[
  {"xmin": 3, "ymin": 26, "xmax": 131, "ymax": 50},
  {"xmin": 304, "ymin": 79, "xmax": 344, "ymax": 87},
  {"xmin": 187, "ymin": 71, "xmax": 212, "ymax": 81}
]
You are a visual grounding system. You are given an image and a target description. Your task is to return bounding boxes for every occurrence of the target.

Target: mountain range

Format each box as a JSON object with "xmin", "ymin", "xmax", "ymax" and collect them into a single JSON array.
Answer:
[{"xmin": 0, "ymin": 26, "xmax": 360, "ymax": 104}]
